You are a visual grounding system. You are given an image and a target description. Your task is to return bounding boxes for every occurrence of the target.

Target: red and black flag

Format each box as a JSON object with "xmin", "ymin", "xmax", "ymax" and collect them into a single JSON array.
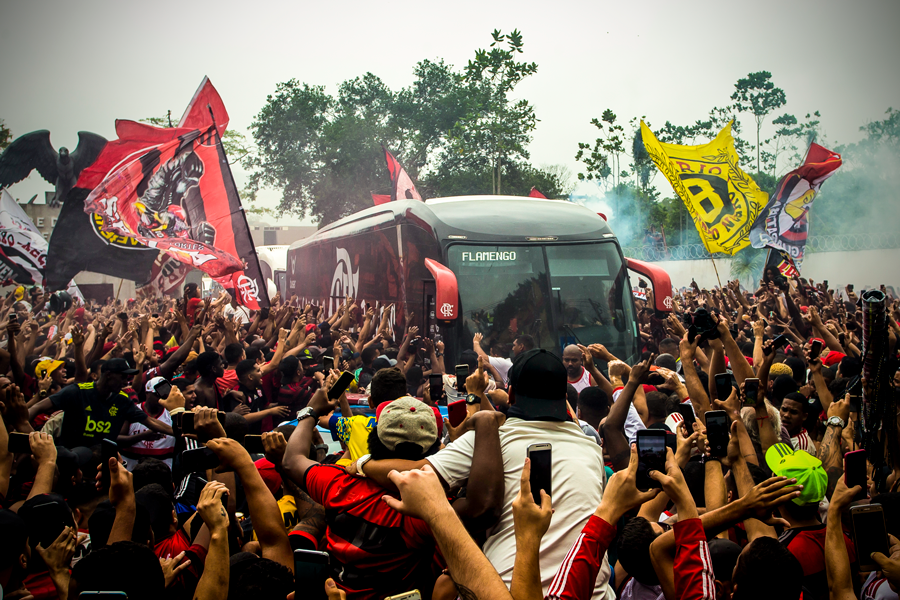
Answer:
[
  {"xmin": 84, "ymin": 125, "xmax": 269, "ymax": 308},
  {"xmin": 46, "ymin": 77, "xmax": 231, "ymax": 291},
  {"xmin": 383, "ymin": 147, "xmax": 423, "ymax": 202},
  {"xmin": 765, "ymin": 247, "xmax": 800, "ymax": 279}
]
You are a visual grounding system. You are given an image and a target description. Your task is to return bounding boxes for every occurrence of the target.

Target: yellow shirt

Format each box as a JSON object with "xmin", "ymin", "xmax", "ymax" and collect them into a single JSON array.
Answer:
[
  {"xmin": 253, "ymin": 494, "xmax": 298, "ymax": 539},
  {"xmin": 333, "ymin": 414, "xmax": 376, "ymax": 462}
]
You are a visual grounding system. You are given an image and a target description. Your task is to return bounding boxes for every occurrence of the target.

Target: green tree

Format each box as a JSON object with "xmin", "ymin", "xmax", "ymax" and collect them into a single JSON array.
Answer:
[
  {"xmin": 445, "ymin": 29, "xmax": 538, "ymax": 194},
  {"xmin": 575, "ymin": 109, "xmax": 627, "ymax": 189},
  {"xmin": 139, "ymin": 113, "xmax": 251, "ymax": 164},
  {"xmin": 731, "ymin": 71, "xmax": 786, "ymax": 174},
  {"xmin": 729, "ymin": 246, "xmax": 766, "ymax": 287},
  {"xmin": 0, "ymin": 119, "xmax": 10, "ymax": 151}
]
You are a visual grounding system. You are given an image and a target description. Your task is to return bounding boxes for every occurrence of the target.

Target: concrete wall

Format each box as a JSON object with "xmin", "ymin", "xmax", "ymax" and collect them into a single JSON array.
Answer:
[{"xmin": 644, "ymin": 249, "xmax": 900, "ymax": 290}]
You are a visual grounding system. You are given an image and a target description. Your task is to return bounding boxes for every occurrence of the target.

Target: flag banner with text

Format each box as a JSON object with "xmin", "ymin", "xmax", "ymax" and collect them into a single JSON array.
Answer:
[
  {"xmin": 138, "ymin": 252, "xmax": 194, "ymax": 297},
  {"xmin": 749, "ymin": 143, "xmax": 842, "ymax": 264},
  {"xmin": 383, "ymin": 147, "xmax": 423, "ymax": 202},
  {"xmin": 0, "ymin": 189, "xmax": 50, "ymax": 285},
  {"xmin": 84, "ymin": 125, "xmax": 268, "ymax": 308},
  {"xmin": 640, "ymin": 121, "xmax": 768, "ymax": 255},
  {"xmin": 765, "ymin": 247, "xmax": 800, "ymax": 278}
]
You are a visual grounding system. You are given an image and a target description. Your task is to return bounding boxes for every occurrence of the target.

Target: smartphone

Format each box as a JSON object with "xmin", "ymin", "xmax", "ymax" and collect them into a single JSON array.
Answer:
[
  {"xmin": 851, "ymin": 504, "xmax": 889, "ymax": 571},
  {"xmin": 743, "ymin": 378, "xmax": 759, "ymax": 408},
  {"xmin": 79, "ymin": 593, "xmax": 128, "ymax": 599},
  {"xmin": 243, "ymin": 435, "xmax": 265, "ymax": 454},
  {"xmin": 31, "ymin": 501, "xmax": 70, "ymax": 548},
  {"xmin": 687, "ymin": 325, "xmax": 698, "ymax": 344},
  {"xmin": 294, "ymin": 549, "xmax": 331, "ymax": 600},
  {"xmin": 323, "ymin": 356, "xmax": 334, "ymax": 372},
  {"xmin": 8, "ymin": 431, "xmax": 32, "ymax": 454},
  {"xmin": 647, "ymin": 372, "xmax": 666, "ymax": 386},
  {"xmin": 636, "ymin": 430, "xmax": 667, "ymax": 491},
  {"xmin": 429, "ymin": 373, "xmax": 445, "ymax": 405},
  {"xmin": 153, "ymin": 379, "xmax": 173, "ymax": 400},
  {"xmin": 455, "ymin": 364, "xmax": 469, "ymax": 394},
  {"xmin": 101, "ymin": 439, "xmax": 118, "ymax": 489},
  {"xmin": 328, "ymin": 371, "xmax": 355, "ymax": 400},
  {"xmin": 675, "ymin": 403, "xmax": 696, "ymax": 429},
  {"xmin": 385, "ymin": 592, "xmax": 422, "ymax": 600},
  {"xmin": 447, "ymin": 399, "xmax": 467, "ymax": 428},
  {"xmin": 848, "ymin": 284, "xmax": 854, "ymax": 292},
  {"xmin": 845, "ymin": 449, "xmax": 868, "ymax": 499},
  {"xmin": 772, "ymin": 334, "xmax": 789, "ymax": 352},
  {"xmin": 179, "ymin": 411, "xmax": 226, "ymax": 435},
  {"xmin": 705, "ymin": 410, "xmax": 730, "ymax": 458},
  {"xmin": 526, "ymin": 443, "xmax": 552, "ymax": 503},
  {"xmin": 182, "ymin": 447, "xmax": 220, "ymax": 473},
  {"xmin": 809, "ymin": 339, "xmax": 823, "ymax": 360},
  {"xmin": 714, "ymin": 373, "xmax": 733, "ymax": 401}
]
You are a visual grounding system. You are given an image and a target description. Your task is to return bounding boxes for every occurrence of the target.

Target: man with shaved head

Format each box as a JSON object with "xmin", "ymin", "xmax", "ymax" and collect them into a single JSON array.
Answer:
[{"xmin": 563, "ymin": 344, "xmax": 593, "ymax": 392}]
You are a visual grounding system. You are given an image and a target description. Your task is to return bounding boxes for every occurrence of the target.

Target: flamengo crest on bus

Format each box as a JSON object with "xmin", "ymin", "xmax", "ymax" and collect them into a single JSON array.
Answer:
[
  {"xmin": 330, "ymin": 247, "xmax": 359, "ymax": 314},
  {"xmin": 440, "ymin": 303, "xmax": 454, "ymax": 318}
]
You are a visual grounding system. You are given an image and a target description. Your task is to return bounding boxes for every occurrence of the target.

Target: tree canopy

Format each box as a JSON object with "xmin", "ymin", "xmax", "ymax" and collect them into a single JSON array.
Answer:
[{"xmin": 243, "ymin": 30, "xmax": 570, "ymax": 226}]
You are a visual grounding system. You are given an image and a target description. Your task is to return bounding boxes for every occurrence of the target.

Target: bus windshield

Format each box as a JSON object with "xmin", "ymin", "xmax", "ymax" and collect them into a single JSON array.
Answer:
[{"xmin": 447, "ymin": 243, "xmax": 638, "ymax": 364}]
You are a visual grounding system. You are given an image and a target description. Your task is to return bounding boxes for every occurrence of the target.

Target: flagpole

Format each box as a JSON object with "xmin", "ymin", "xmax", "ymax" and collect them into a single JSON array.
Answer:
[
  {"xmin": 114, "ymin": 278, "xmax": 124, "ymax": 304},
  {"xmin": 710, "ymin": 255, "xmax": 723, "ymax": 288}
]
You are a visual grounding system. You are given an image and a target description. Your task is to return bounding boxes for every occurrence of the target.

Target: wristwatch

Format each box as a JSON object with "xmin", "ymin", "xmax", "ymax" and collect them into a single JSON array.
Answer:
[
  {"xmin": 296, "ymin": 407, "xmax": 318, "ymax": 422},
  {"xmin": 356, "ymin": 453, "xmax": 372, "ymax": 477},
  {"xmin": 826, "ymin": 416, "xmax": 845, "ymax": 428},
  {"xmin": 466, "ymin": 393, "xmax": 480, "ymax": 405}
]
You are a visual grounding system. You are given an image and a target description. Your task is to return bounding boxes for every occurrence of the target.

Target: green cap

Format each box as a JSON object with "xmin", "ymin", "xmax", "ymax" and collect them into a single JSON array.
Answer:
[{"xmin": 765, "ymin": 443, "xmax": 827, "ymax": 506}]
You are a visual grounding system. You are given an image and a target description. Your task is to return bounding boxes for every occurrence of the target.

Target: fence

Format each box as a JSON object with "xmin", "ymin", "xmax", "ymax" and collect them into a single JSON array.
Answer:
[{"xmin": 623, "ymin": 232, "xmax": 900, "ymax": 262}]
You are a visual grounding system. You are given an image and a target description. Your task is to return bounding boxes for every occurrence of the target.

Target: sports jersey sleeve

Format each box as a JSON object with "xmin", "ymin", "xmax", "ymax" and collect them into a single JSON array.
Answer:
[
  {"xmin": 303, "ymin": 464, "xmax": 345, "ymax": 506},
  {"xmin": 425, "ymin": 431, "xmax": 476, "ymax": 488},
  {"xmin": 123, "ymin": 400, "xmax": 149, "ymax": 423},
  {"xmin": 545, "ymin": 515, "xmax": 617, "ymax": 600},
  {"xmin": 49, "ymin": 384, "xmax": 79, "ymax": 411},
  {"xmin": 673, "ymin": 518, "xmax": 715, "ymax": 600}
]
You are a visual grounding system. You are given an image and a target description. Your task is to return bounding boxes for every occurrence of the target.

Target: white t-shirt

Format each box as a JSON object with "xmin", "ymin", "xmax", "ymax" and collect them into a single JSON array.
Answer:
[
  {"xmin": 224, "ymin": 303, "xmax": 251, "ymax": 324},
  {"xmin": 488, "ymin": 356, "xmax": 513, "ymax": 382},
  {"xmin": 863, "ymin": 571, "xmax": 898, "ymax": 600},
  {"xmin": 427, "ymin": 418, "xmax": 614, "ymax": 600},
  {"xmin": 121, "ymin": 404, "xmax": 175, "ymax": 470},
  {"xmin": 612, "ymin": 388, "xmax": 647, "ymax": 443}
]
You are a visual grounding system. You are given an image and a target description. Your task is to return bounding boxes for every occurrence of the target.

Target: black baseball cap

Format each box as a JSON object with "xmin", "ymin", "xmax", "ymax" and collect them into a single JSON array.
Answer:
[
  {"xmin": 101, "ymin": 358, "xmax": 138, "ymax": 375},
  {"xmin": 507, "ymin": 348, "xmax": 568, "ymax": 421}
]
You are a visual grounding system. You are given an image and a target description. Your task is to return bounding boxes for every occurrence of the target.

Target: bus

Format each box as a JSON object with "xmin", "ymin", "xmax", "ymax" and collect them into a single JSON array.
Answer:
[
  {"xmin": 285, "ymin": 195, "xmax": 672, "ymax": 366},
  {"xmin": 255, "ymin": 245, "xmax": 289, "ymax": 299}
]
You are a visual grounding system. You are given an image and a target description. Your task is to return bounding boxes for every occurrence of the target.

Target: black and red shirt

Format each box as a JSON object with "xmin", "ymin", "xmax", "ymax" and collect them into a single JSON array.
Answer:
[{"xmin": 304, "ymin": 464, "xmax": 438, "ymax": 600}]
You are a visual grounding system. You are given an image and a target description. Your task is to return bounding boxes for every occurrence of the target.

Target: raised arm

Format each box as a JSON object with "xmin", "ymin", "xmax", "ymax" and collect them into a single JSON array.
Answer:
[
  {"xmin": 192, "ymin": 481, "xmax": 231, "ymax": 600},
  {"xmin": 604, "ymin": 355, "xmax": 654, "ymax": 471}
]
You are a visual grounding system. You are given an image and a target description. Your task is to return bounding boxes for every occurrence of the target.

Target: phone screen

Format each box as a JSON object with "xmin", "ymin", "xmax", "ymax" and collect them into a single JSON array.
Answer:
[
  {"xmin": 705, "ymin": 411, "xmax": 730, "ymax": 458},
  {"xmin": 636, "ymin": 431, "xmax": 666, "ymax": 490},
  {"xmin": 852, "ymin": 506, "xmax": 889, "ymax": 570},
  {"xmin": 455, "ymin": 364, "xmax": 469, "ymax": 394},
  {"xmin": 182, "ymin": 447, "xmax": 219, "ymax": 473},
  {"xmin": 101, "ymin": 439, "xmax": 118, "ymax": 489},
  {"xmin": 743, "ymin": 378, "xmax": 759, "ymax": 407},
  {"xmin": 809, "ymin": 340, "xmax": 823, "ymax": 360},
  {"xmin": 429, "ymin": 374, "xmax": 444, "ymax": 404},
  {"xmin": 447, "ymin": 400, "xmax": 467, "ymax": 428},
  {"xmin": 328, "ymin": 371, "xmax": 355, "ymax": 400},
  {"xmin": 294, "ymin": 549, "xmax": 330, "ymax": 600},
  {"xmin": 714, "ymin": 374, "xmax": 733, "ymax": 401},
  {"xmin": 243, "ymin": 435, "xmax": 265, "ymax": 454},
  {"xmin": 845, "ymin": 450, "xmax": 868, "ymax": 497},
  {"xmin": 180, "ymin": 412, "xmax": 195, "ymax": 435},
  {"xmin": 323, "ymin": 356, "xmax": 334, "ymax": 371},
  {"xmin": 675, "ymin": 404, "xmax": 696, "ymax": 429},
  {"xmin": 8, "ymin": 431, "xmax": 32, "ymax": 454},
  {"xmin": 32, "ymin": 502, "xmax": 69, "ymax": 548},
  {"xmin": 527, "ymin": 444, "xmax": 552, "ymax": 503},
  {"xmin": 153, "ymin": 380, "xmax": 173, "ymax": 400}
]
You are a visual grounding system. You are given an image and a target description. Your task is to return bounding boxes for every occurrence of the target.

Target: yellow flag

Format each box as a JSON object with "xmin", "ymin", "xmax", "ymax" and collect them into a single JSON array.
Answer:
[{"xmin": 640, "ymin": 121, "xmax": 768, "ymax": 255}]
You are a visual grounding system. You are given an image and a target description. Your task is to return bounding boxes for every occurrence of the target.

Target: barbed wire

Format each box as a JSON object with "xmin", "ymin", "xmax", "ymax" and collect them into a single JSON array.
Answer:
[{"xmin": 623, "ymin": 232, "xmax": 900, "ymax": 262}]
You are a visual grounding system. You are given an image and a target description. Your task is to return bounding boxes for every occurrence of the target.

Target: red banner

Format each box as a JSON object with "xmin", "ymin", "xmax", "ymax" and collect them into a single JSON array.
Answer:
[
  {"xmin": 83, "ymin": 126, "xmax": 269, "ymax": 308},
  {"xmin": 178, "ymin": 76, "xmax": 229, "ymax": 137},
  {"xmin": 139, "ymin": 252, "xmax": 193, "ymax": 297},
  {"xmin": 372, "ymin": 193, "xmax": 391, "ymax": 205},
  {"xmin": 528, "ymin": 186, "xmax": 547, "ymax": 198},
  {"xmin": 383, "ymin": 147, "xmax": 423, "ymax": 202}
]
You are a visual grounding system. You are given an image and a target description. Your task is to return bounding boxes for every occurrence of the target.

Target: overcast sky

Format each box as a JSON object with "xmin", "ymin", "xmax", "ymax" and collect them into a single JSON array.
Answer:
[{"xmin": 2, "ymin": 0, "xmax": 898, "ymax": 225}]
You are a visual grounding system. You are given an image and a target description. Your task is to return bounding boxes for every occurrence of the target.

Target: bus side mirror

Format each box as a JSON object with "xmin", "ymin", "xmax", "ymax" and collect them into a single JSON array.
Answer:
[
  {"xmin": 625, "ymin": 258, "xmax": 673, "ymax": 315},
  {"xmin": 424, "ymin": 258, "xmax": 459, "ymax": 324}
]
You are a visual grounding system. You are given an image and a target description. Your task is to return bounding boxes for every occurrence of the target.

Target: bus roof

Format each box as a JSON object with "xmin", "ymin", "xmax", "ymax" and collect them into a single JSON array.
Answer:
[{"xmin": 289, "ymin": 195, "xmax": 616, "ymax": 250}]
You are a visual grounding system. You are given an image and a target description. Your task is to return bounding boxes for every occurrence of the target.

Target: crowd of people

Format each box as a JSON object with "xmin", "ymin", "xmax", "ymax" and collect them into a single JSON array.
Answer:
[{"xmin": 1, "ymin": 268, "xmax": 899, "ymax": 600}]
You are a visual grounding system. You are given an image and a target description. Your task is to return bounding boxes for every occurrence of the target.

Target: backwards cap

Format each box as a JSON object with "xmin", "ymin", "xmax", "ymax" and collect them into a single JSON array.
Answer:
[{"xmin": 765, "ymin": 443, "xmax": 827, "ymax": 506}]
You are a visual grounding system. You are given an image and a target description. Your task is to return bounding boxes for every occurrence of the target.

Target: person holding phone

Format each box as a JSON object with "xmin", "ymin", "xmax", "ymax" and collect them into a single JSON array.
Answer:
[
  {"xmin": 766, "ymin": 441, "xmax": 858, "ymax": 599},
  {"xmin": 118, "ymin": 376, "xmax": 178, "ymax": 470},
  {"xmin": 28, "ymin": 359, "xmax": 174, "ymax": 450}
]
